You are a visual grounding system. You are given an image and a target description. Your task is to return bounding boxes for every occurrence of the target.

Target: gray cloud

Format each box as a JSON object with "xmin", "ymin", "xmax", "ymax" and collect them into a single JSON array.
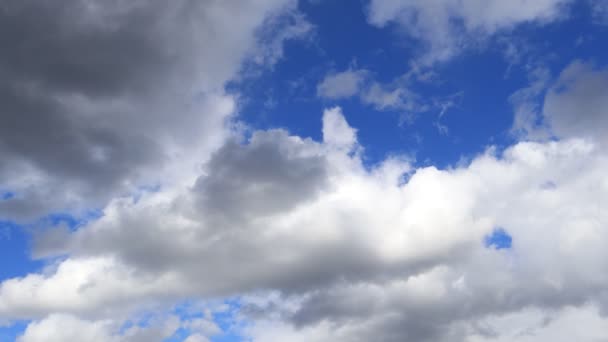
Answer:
[
  {"xmin": 1, "ymin": 2, "xmax": 608, "ymax": 341},
  {"xmin": 0, "ymin": 0, "xmax": 301, "ymax": 221},
  {"xmin": 543, "ymin": 60, "xmax": 608, "ymax": 144},
  {"xmin": 3, "ymin": 105, "xmax": 608, "ymax": 342},
  {"xmin": 194, "ymin": 130, "xmax": 330, "ymax": 224}
]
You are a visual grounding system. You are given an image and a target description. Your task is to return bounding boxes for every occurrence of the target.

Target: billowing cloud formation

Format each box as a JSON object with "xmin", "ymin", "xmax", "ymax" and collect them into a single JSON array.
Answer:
[
  {"xmin": 0, "ymin": 0, "xmax": 304, "ymax": 221},
  {"xmin": 2, "ymin": 1, "xmax": 608, "ymax": 341},
  {"xmin": 366, "ymin": 0, "xmax": 571, "ymax": 63},
  {"xmin": 2, "ymin": 97, "xmax": 608, "ymax": 341}
]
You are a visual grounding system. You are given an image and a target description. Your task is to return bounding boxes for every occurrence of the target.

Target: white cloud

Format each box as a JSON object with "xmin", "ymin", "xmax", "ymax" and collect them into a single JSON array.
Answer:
[
  {"xmin": 317, "ymin": 68, "xmax": 436, "ymax": 117},
  {"xmin": 16, "ymin": 314, "xmax": 179, "ymax": 342},
  {"xmin": 183, "ymin": 334, "xmax": 210, "ymax": 342},
  {"xmin": 1, "ymin": 99, "xmax": 608, "ymax": 340},
  {"xmin": 322, "ymin": 107, "xmax": 358, "ymax": 151},
  {"xmin": 317, "ymin": 69, "xmax": 369, "ymax": 99},
  {"xmin": 1, "ymin": 3, "xmax": 608, "ymax": 338},
  {"xmin": 367, "ymin": 0, "xmax": 572, "ymax": 63},
  {"xmin": 466, "ymin": 305, "xmax": 608, "ymax": 342},
  {"xmin": 17, "ymin": 315, "xmax": 118, "ymax": 342}
]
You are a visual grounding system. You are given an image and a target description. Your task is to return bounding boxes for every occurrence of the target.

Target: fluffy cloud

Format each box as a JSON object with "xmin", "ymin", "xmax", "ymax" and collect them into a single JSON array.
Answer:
[
  {"xmin": 511, "ymin": 60, "xmax": 608, "ymax": 143},
  {"xmin": 0, "ymin": 0, "xmax": 305, "ymax": 221},
  {"xmin": 543, "ymin": 60, "xmax": 608, "ymax": 144},
  {"xmin": 17, "ymin": 314, "xmax": 182, "ymax": 342},
  {"xmin": 2, "ymin": 2, "xmax": 608, "ymax": 341},
  {"xmin": 1, "ymin": 102, "xmax": 608, "ymax": 340},
  {"xmin": 366, "ymin": 0, "xmax": 572, "ymax": 63}
]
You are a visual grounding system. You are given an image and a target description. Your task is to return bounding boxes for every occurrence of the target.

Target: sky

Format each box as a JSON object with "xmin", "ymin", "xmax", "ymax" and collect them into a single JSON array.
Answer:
[{"xmin": 1, "ymin": 0, "xmax": 608, "ymax": 341}]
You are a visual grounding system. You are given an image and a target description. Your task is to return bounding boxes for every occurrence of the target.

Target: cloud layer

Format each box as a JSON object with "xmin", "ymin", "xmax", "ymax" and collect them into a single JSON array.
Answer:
[
  {"xmin": 3, "ymin": 97, "xmax": 608, "ymax": 340},
  {"xmin": 1, "ymin": 1, "xmax": 608, "ymax": 341}
]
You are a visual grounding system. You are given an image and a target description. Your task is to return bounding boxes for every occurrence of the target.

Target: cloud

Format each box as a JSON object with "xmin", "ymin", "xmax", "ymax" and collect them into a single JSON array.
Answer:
[
  {"xmin": 543, "ymin": 60, "xmax": 608, "ymax": 144},
  {"xmin": 194, "ymin": 129, "xmax": 331, "ymax": 224},
  {"xmin": 511, "ymin": 60, "xmax": 608, "ymax": 144},
  {"xmin": 322, "ymin": 107, "xmax": 358, "ymax": 151},
  {"xmin": 466, "ymin": 305, "xmax": 608, "ymax": 342},
  {"xmin": 366, "ymin": 0, "xmax": 572, "ymax": 63},
  {"xmin": 17, "ymin": 315, "xmax": 120, "ymax": 342},
  {"xmin": 1, "ymin": 102, "xmax": 608, "ymax": 340},
  {"xmin": 509, "ymin": 66, "xmax": 552, "ymax": 138},
  {"xmin": 0, "ymin": 0, "xmax": 304, "ymax": 221},
  {"xmin": 316, "ymin": 68, "xmax": 444, "ymax": 119},
  {"xmin": 17, "ymin": 314, "xmax": 181, "ymax": 342},
  {"xmin": 317, "ymin": 69, "xmax": 369, "ymax": 99},
  {"xmin": 591, "ymin": 0, "xmax": 608, "ymax": 24},
  {"xmin": 1, "ymin": 2, "xmax": 608, "ymax": 340}
]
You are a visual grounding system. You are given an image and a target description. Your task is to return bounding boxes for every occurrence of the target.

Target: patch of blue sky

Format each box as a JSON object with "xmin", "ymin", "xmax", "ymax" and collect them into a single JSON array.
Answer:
[
  {"xmin": 0, "ymin": 220, "xmax": 43, "ymax": 280},
  {"xmin": 163, "ymin": 298, "xmax": 245, "ymax": 342},
  {"xmin": 0, "ymin": 320, "xmax": 28, "ymax": 342},
  {"xmin": 0, "ymin": 209, "xmax": 102, "ymax": 285},
  {"xmin": 485, "ymin": 228, "xmax": 513, "ymax": 250},
  {"xmin": 0, "ymin": 191, "xmax": 14, "ymax": 201},
  {"xmin": 209, "ymin": 299, "xmax": 247, "ymax": 342},
  {"xmin": 41, "ymin": 209, "xmax": 104, "ymax": 231}
]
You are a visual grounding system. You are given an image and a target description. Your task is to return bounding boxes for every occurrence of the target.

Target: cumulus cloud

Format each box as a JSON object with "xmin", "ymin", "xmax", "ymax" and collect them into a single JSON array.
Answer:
[
  {"xmin": 510, "ymin": 60, "xmax": 608, "ymax": 144},
  {"xmin": 0, "ymin": 0, "xmax": 306, "ymax": 221},
  {"xmin": 2, "ymin": 2, "xmax": 608, "ymax": 341},
  {"xmin": 366, "ymin": 0, "xmax": 572, "ymax": 63},
  {"xmin": 1, "ymin": 102, "xmax": 608, "ymax": 341}
]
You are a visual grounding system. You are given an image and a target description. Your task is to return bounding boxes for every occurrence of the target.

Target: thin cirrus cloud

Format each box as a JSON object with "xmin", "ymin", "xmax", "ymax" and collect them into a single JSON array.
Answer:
[
  {"xmin": 0, "ymin": 1, "xmax": 608, "ymax": 342},
  {"xmin": 316, "ymin": 69, "xmax": 429, "ymax": 115}
]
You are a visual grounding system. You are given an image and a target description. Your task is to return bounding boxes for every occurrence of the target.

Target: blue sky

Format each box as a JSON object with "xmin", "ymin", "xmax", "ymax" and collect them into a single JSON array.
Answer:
[
  {"xmin": 235, "ymin": 0, "xmax": 608, "ymax": 168},
  {"xmin": 1, "ymin": 0, "xmax": 608, "ymax": 341}
]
